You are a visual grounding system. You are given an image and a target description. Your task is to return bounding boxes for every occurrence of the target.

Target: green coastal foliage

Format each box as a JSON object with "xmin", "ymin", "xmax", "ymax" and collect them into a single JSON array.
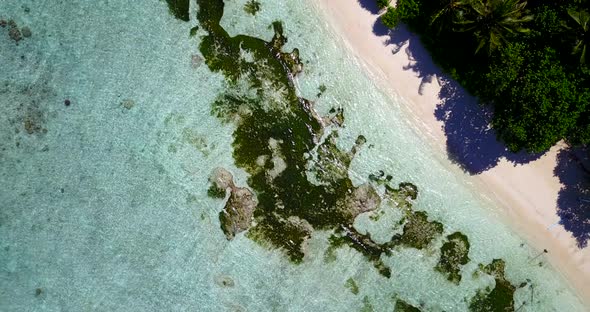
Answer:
[
  {"xmin": 377, "ymin": 0, "xmax": 390, "ymax": 10},
  {"xmin": 379, "ymin": 0, "xmax": 590, "ymax": 153},
  {"xmin": 381, "ymin": 0, "xmax": 420, "ymax": 29}
]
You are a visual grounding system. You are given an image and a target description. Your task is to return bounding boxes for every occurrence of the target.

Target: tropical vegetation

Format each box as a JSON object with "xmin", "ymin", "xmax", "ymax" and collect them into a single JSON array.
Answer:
[{"xmin": 380, "ymin": 0, "xmax": 590, "ymax": 153}]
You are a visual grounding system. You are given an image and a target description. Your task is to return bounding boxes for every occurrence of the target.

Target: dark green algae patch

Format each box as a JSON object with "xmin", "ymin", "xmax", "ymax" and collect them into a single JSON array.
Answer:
[
  {"xmin": 196, "ymin": 0, "xmax": 385, "ymax": 265},
  {"xmin": 193, "ymin": 0, "xmax": 443, "ymax": 274},
  {"xmin": 470, "ymin": 259, "xmax": 519, "ymax": 312},
  {"xmin": 244, "ymin": 0, "xmax": 261, "ymax": 15},
  {"xmin": 168, "ymin": 0, "xmax": 526, "ymax": 309},
  {"xmin": 436, "ymin": 232, "xmax": 470, "ymax": 284},
  {"xmin": 165, "ymin": 0, "xmax": 190, "ymax": 22},
  {"xmin": 395, "ymin": 299, "xmax": 422, "ymax": 312}
]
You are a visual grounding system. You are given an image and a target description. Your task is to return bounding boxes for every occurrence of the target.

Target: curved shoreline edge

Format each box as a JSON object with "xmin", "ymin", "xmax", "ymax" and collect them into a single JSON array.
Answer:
[{"xmin": 312, "ymin": 0, "xmax": 590, "ymax": 305}]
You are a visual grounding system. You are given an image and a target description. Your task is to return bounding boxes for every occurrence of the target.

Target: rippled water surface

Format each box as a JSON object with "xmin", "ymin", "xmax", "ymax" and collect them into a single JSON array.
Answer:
[{"xmin": 0, "ymin": 1, "xmax": 585, "ymax": 311}]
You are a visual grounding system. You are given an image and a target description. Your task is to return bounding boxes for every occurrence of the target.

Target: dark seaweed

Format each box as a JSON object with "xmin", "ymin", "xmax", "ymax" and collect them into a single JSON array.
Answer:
[
  {"xmin": 436, "ymin": 232, "xmax": 470, "ymax": 284},
  {"xmin": 165, "ymin": 0, "xmax": 190, "ymax": 21},
  {"xmin": 395, "ymin": 299, "xmax": 422, "ymax": 312},
  {"xmin": 469, "ymin": 259, "xmax": 516, "ymax": 312},
  {"xmin": 190, "ymin": 3, "xmax": 522, "ymax": 308}
]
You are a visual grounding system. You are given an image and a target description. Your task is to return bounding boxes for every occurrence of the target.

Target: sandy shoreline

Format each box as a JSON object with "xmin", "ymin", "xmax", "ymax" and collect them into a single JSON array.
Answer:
[{"xmin": 314, "ymin": 0, "xmax": 590, "ymax": 305}]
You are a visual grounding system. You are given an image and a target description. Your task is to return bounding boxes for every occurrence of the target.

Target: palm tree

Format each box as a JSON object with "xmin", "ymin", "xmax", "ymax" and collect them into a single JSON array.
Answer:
[
  {"xmin": 567, "ymin": 8, "xmax": 589, "ymax": 64},
  {"xmin": 430, "ymin": 0, "xmax": 470, "ymax": 33},
  {"xmin": 455, "ymin": 0, "xmax": 533, "ymax": 55}
]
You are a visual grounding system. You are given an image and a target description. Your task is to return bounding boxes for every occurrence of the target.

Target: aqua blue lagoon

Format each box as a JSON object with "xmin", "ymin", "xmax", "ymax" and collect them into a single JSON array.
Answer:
[{"xmin": 0, "ymin": 0, "xmax": 586, "ymax": 311}]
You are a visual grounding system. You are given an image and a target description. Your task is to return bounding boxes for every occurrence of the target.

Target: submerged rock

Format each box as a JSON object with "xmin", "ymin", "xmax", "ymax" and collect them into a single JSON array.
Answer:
[
  {"xmin": 194, "ymin": 0, "xmax": 450, "ymax": 284},
  {"xmin": 3, "ymin": 19, "xmax": 31, "ymax": 44},
  {"xmin": 280, "ymin": 48, "xmax": 303, "ymax": 76},
  {"xmin": 22, "ymin": 105, "xmax": 47, "ymax": 135},
  {"xmin": 219, "ymin": 187, "xmax": 256, "ymax": 239},
  {"xmin": 436, "ymin": 232, "xmax": 470, "ymax": 284},
  {"xmin": 469, "ymin": 259, "xmax": 517, "ymax": 312},
  {"xmin": 331, "ymin": 108, "xmax": 345, "ymax": 127},
  {"xmin": 392, "ymin": 211, "xmax": 443, "ymax": 249},
  {"xmin": 158, "ymin": 1, "xmax": 535, "ymax": 309},
  {"xmin": 337, "ymin": 184, "xmax": 381, "ymax": 221},
  {"xmin": 210, "ymin": 168, "xmax": 257, "ymax": 240},
  {"xmin": 345, "ymin": 277, "xmax": 359, "ymax": 295},
  {"xmin": 8, "ymin": 20, "xmax": 22, "ymax": 43},
  {"xmin": 385, "ymin": 182, "xmax": 418, "ymax": 212},
  {"xmin": 120, "ymin": 99, "xmax": 135, "ymax": 110},
  {"xmin": 330, "ymin": 225, "xmax": 392, "ymax": 278},
  {"xmin": 317, "ymin": 85, "xmax": 327, "ymax": 97},
  {"xmin": 164, "ymin": 0, "xmax": 190, "ymax": 21},
  {"xmin": 191, "ymin": 54, "xmax": 203, "ymax": 68},
  {"xmin": 361, "ymin": 296, "xmax": 374, "ymax": 312},
  {"xmin": 395, "ymin": 299, "xmax": 422, "ymax": 312},
  {"xmin": 214, "ymin": 274, "xmax": 235, "ymax": 288},
  {"xmin": 311, "ymin": 132, "xmax": 366, "ymax": 183},
  {"xmin": 21, "ymin": 26, "xmax": 31, "ymax": 38},
  {"xmin": 243, "ymin": 0, "xmax": 261, "ymax": 16}
]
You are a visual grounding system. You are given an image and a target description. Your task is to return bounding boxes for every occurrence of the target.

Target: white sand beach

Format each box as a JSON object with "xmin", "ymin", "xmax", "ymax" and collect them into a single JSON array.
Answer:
[{"xmin": 314, "ymin": 0, "xmax": 590, "ymax": 304}]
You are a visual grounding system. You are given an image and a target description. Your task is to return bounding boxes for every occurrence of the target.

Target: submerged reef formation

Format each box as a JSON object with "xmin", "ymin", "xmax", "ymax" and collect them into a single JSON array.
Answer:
[
  {"xmin": 345, "ymin": 278, "xmax": 359, "ymax": 295},
  {"xmin": 165, "ymin": 0, "xmax": 190, "ymax": 21},
  {"xmin": 391, "ymin": 210, "xmax": 443, "ymax": 249},
  {"xmin": 163, "ymin": 1, "xmax": 524, "ymax": 309},
  {"xmin": 436, "ymin": 232, "xmax": 470, "ymax": 284},
  {"xmin": 187, "ymin": 0, "xmax": 448, "ymax": 277},
  {"xmin": 394, "ymin": 299, "xmax": 422, "ymax": 312},
  {"xmin": 470, "ymin": 259, "xmax": 517, "ymax": 312},
  {"xmin": 195, "ymin": 0, "xmax": 396, "ymax": 266},
  {"xmin": 1, "ymin": 18, "xmax": 32, "ymax": 44},
  {"xmin": 209, "ymin": 168, "xmax": 257, "ymax": 240},
  {"xmin": 243, "ymin": 0, "xmax": 261, "ymax": 16},
  {"xmin": 195, "ymin": 0, "xmax": 439, "ymax": 272}
]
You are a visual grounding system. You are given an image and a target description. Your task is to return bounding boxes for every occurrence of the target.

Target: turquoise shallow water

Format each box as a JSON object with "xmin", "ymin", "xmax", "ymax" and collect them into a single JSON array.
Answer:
[{"xmin": 0, "ymin": 0, "xmax": 586, "ymax": 311}]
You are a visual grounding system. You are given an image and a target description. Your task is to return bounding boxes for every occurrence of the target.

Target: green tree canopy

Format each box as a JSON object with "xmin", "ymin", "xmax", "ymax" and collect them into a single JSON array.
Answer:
[
  {"xmin": 567, "ymin": 8, "xmax": 589, "ymax": 64},
  {"xmin": 491, "ymin": 47, "xmax": 585, "ymax": 152},
  {"xmin": 455, "ymin": 0, "xmax": 533, "ymax": 55}
]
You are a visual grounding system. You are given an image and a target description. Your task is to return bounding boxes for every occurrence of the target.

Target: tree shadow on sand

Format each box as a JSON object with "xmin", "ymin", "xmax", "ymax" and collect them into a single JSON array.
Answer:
[
  {"xmin": 357, "ymin": 0, "xmax": 589, "ymax": 246},
  {"xmin": 371, "ymin": 18, "xmax": 543, "ymax": 174},
  {"xmin": 554, "ymin": 148, "xmax": 590, "ymax": 248},
  {"xmin": 357, "ymin": 0, "xmax": 383, "ymax": 15}
]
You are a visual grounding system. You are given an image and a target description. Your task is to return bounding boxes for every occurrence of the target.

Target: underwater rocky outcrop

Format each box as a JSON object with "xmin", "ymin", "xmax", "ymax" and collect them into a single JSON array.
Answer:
[
  {"xmin": 395, "ymin": 299, "xmax": 422, "ymax": 312},
  {"xmin": 164, "ymin": 0, "xmax": 190, "ymax": 21},
  {"xmin": 163, "ymin": 0, "xmax": 523, "ymax": 308},
  {"xmin": 1, "ymin": 18, "xmax": 32, "ymax": 44},
  {"xmin": 469, "ymin": 259, "xmax": 518, "ymax": 312},
  {"xmin": 193, "ymin": 0, "xmax": 396, "ymax": 267},
  {"xmin": 173, "ymin": 0, "xmax": 447, "ymax": 277},
  {"xmin": 209, "ymin": 167, "xmax": 257, "ymax": 240},
  {"xmin": 436, "ymin": 232, "xmax": 470, "ymax": 284}
]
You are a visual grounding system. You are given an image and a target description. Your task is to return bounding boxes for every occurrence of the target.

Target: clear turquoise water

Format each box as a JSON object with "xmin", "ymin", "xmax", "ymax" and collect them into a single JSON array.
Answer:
[{"xmin": 0, "ymin": 0, "xmax": 585, "ymax": 311}]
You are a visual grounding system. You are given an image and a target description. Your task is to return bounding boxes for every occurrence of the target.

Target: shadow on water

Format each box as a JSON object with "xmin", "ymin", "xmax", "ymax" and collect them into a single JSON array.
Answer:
[
  {"xmin": 370, "ymin": 16, "xmax": 543, "ymax": 174},
  {"xmin": 554, "ymin": 148, "xmax": 590, "ymax": 248}
]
